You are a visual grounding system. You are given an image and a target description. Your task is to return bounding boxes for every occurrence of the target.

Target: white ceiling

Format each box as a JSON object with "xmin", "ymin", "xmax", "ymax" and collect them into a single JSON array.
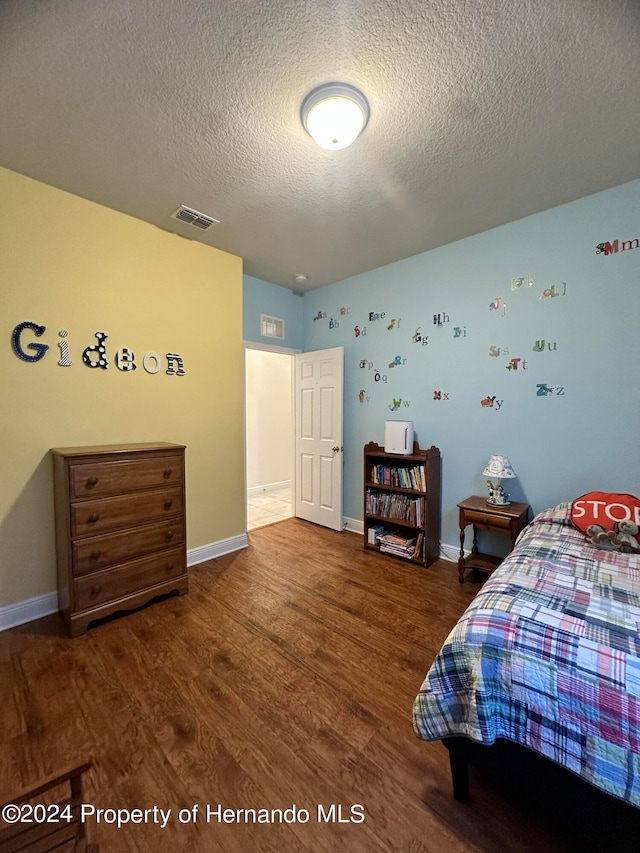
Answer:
[{"xmin": 1, "ymin": 0, "xmax": 638, "ymax": 292}]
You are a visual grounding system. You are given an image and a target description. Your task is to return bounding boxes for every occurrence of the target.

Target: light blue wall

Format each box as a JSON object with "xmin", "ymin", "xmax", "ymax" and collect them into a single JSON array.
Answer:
[
  {"xmin": 303, "ymin": 180, "xmax": 640, "ymax": 552},
  {"xmin": 243, "ymin": 274, "xmax": 304, "ymax": 350}
]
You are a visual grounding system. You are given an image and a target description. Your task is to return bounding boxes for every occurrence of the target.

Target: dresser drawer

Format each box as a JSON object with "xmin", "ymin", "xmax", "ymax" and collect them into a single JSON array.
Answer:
[
  {"xmin": 464, "ymin": 509, "xmax": 511, "ymax": 529},
  {"xmin": 69, "ymin": 454, "xmax": 184, "ymax": 499},
  {"xmin": 73, "ymin": 519, "xmax": 185, "ymax": 576},
  {"xmin": 71, "ymin": 485, "xmax": 183, "ymax": 537},
  {"xmin": 75, "ymin": 547, "xmax": 186, "ymax": 611}
]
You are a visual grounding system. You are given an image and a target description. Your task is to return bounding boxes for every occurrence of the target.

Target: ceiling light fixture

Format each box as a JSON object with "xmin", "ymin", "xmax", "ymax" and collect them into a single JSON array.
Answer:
[{"xmin": 301, "ymin": 82, "xmax": 370, "ymax": 151}]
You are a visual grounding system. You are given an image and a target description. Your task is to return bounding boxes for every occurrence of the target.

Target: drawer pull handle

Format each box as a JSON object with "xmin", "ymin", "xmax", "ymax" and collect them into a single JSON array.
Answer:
[
  {"xmin": 163, "ymin": 469, "xmax": 172, "ymax": 479},
  {"xmin": 165, "ymin": 530, "xmax": 175, "ymax": 541},
  {"xmin": 86, "ymin": 476, "xmax": 99, "ymax": 487},
  {"xmin": 166, "ymin": 562, "xmax": 174, "ymax": 571},
  {"xmin": 164, "ymin": 499, "xmax": 173, "ymax": 510},
  {"xmin": 90, "ymin": 550, "xmax": 101, "ymax": 560},
  {"xmin": 91, "ymin": 584, "xmax": 102, "ymax": 595},
  {"xmin": 87, "ymin": 513, "xmax": 99, "ymax": 524}
]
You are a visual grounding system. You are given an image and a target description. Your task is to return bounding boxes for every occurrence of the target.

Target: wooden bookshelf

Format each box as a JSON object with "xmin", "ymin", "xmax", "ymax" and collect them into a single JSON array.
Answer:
[{"xmin": 364, "ymin": 440, "xmax": 441, "ymax": 567}]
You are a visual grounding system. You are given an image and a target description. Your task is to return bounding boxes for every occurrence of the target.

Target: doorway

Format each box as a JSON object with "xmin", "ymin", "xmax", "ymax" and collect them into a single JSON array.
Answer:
[{"xmin": 245, "ymin": 346, "xmax": 294, "ymax": 530}]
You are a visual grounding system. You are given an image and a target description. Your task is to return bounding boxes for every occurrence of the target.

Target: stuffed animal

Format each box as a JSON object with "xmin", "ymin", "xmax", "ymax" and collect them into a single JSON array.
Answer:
[
  {"xmin": 586, "ymin": 524, "xmax": 616, "ymax": 550},
  {"xmin": 607, "ymin": 528, "xmax": 624, "ymax": 550},
  {"xmin": 586, "ymin": 522, "xmax": 640, "ymax": 553},
  {"xmin": 613, "ymin": 520, "xmax": 640, "ymax": 553}
]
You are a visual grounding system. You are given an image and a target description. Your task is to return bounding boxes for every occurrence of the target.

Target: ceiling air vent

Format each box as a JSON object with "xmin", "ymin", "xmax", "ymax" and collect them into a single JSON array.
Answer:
[
  {"xmin": 261, "ymin": 314, "xmax": 285, "ymax": 340},
  {"xmin": 171, "ymin": 205, "xmax": 220, "ymax": 231}
]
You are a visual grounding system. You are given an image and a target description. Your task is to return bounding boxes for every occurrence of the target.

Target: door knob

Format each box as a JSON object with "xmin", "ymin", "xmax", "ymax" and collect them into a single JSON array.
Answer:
[{"xmin": 332, "ymin": 446, "xmax": 343, "ymax": 453}]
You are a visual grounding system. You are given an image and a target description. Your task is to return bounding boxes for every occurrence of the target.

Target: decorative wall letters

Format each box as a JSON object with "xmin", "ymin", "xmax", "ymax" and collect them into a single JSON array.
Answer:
[{"xmin": 10, "ymin": 321, "xmax": 186, "ymax": 377}]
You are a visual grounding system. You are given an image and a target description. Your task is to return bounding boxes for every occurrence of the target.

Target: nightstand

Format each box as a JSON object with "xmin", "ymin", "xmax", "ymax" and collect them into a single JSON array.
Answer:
[{"xmin": 457, "ymin": 495, "xmax": 530, "ymax": 583}]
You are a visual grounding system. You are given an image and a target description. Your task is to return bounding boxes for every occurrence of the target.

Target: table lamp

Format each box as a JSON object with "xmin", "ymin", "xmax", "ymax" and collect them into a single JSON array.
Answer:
[{"xmin": 482, "ymin": 455, "xmax": 516, "ymax": 506}]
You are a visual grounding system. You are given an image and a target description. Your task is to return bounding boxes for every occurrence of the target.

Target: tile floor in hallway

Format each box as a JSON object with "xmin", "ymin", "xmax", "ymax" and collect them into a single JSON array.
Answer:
[{"xmin": 247, "ymin": 485, "xmax": 293, "ymax": 530}]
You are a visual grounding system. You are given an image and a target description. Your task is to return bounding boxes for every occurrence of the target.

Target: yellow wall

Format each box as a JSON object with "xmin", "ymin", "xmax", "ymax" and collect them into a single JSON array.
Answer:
[{"xmin": 0, "ymin": 166, "xmax": 245, "ymax": 608}]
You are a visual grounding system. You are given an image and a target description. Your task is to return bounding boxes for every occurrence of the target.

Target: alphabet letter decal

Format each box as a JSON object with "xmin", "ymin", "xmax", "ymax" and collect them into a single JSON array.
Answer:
[
  {"xmin": 57, "ymin": 330, "xmax": 72, "ymax": 366},
  {"xmin": 11, "ymin": 321, "xmax": 49, "ymax": 363},
  {"xmin": 82, "ymin": 332, "xmax": 109, "ymax": 369}
]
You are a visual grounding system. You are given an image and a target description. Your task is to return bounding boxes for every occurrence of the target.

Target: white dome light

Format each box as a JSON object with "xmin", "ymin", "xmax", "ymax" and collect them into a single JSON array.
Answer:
[{"xmin": 301, "ymin": 83, "xmax": 370, "ymax": 151}]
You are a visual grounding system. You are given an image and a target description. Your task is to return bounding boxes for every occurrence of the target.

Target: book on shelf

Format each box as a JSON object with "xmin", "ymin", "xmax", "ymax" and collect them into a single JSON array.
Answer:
[
  {"xmin": 367, "ymin": 523, "xmax": 385, "ymax": 545},
  {"xmin": 412, "ymin": 532, "xmax": 424, "ymax": 559}
]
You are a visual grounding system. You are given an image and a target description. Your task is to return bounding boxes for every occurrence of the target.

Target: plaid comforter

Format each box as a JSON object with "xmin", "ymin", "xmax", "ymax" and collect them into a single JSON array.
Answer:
[{"xmin": 413, "ymin": 502, "xmax": 640, "ymax": 807}]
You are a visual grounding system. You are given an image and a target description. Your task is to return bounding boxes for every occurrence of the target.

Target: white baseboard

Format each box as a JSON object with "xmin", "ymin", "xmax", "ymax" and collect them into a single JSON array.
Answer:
[
  {"xmin": 187, "ymin": 533, "xmax": 249, "ymax": 566},
  {"xmin": 247, "ymin": 480, "xmax": 291, "ymax": 496},
  {"xmin": 0, "ymin": 534, "xmax": 250, "ymax": 633},
  {"xmin": 0, "ymin": 591, "xmax": 59, "ymax": 633},
  {"xmin": 440, "ymin": 542, "xmax": 464, "ymax": 563},
  {"xmin": 343, "ymin": 516, "xmax": 364, "ymax": 534}
]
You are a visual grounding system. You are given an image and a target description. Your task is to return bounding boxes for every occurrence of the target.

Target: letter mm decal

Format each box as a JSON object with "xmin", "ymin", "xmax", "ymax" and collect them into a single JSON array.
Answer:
[{"xmin": 596, "ymin": 236, "xmax": 639, "ymax": 256}]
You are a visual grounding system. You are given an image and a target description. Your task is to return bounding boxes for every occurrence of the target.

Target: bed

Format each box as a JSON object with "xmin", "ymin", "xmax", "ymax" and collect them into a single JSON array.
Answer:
[{"xmin": 413, "ymin": 501, "xmax": 640, "ymax": 807}]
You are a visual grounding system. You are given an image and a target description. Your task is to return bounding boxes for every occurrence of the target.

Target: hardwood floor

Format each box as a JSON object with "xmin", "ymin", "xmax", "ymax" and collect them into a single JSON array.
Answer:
[{"xmin": 1, "ymin": 519, "xmax": 637, "ymax": 852}]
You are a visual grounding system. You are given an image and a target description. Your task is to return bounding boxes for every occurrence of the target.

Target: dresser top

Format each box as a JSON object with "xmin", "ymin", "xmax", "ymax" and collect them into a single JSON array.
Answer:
[{"xmin": 51, "ymin": 442, "xmax": 185, "ymax": 458}]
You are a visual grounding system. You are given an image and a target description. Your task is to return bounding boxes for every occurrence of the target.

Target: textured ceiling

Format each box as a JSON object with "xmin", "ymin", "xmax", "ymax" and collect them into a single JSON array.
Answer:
[{"xmin": 0, "ymin": 0, "xmax": 638, "ymax": 291}]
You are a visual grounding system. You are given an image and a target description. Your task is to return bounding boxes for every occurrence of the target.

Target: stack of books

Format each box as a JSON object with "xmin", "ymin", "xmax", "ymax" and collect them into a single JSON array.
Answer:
[{"xmin": 377, "ymin": 530, "xmax": 423, "ymax": 560}]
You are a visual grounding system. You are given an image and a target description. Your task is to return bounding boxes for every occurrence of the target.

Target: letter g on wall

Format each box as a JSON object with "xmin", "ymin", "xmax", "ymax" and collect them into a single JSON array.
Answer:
[{"xmin": 11, "ymin": 321, "xmax": 49, "ymax": 362}]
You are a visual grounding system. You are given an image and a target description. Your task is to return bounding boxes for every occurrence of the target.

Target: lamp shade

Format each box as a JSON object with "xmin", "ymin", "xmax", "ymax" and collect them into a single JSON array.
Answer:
[
  {"xmin": 301, "ymin": 83, "xmax": 369, "ymax": 150},
  {"xmin": 482, "ymin": 455, "xmax": 516, "ymax": 479}
]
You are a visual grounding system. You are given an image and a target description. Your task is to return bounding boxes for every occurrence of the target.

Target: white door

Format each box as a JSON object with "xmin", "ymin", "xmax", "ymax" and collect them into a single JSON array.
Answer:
[{"xmin": 294, "ymin": 347, "xmax": 344, "ymax": 531}]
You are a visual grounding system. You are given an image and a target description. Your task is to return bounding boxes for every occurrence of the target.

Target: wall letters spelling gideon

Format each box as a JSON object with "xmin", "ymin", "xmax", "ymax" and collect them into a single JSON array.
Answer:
[{"xmin": 11, "ymin": 322, "xmax": 185, "ymax": 376}]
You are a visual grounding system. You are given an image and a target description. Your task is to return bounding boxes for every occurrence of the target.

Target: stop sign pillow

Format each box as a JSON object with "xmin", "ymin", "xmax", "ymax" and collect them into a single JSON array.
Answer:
[{"xmin": 571, "ymin": 492, "xmax": 640, "ymax": 537}]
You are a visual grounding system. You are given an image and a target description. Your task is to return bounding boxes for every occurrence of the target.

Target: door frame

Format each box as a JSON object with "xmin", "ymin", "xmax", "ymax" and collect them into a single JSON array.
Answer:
[{"xmin": 243, "ymin": 341, "xmax": 300, "ymax": 529}]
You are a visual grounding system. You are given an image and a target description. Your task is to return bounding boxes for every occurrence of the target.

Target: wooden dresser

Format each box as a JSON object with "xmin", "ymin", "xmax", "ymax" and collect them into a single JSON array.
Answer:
[{"xmin": 52, "ymin": 442, "xmax": 188, "ymax": 637}]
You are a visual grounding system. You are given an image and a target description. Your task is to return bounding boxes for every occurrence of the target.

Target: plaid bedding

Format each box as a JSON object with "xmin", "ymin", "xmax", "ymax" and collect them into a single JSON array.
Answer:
[{"xmin": 413, "ymin": 502, "xmax": 640, "ymax": 807}]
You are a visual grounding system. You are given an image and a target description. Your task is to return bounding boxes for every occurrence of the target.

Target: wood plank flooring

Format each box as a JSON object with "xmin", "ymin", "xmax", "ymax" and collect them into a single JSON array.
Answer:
[{"xmin": 1, "ymin": 518, "xmax": 639, "ymax": 852}]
